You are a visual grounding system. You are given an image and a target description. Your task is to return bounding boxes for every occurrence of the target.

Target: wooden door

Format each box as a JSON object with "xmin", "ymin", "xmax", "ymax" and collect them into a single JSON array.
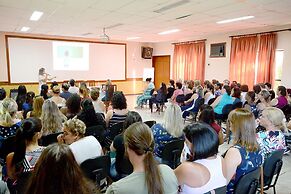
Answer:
[{"xmin": 152, "ymin": 55, "xmax": 170, "ymax": 89}]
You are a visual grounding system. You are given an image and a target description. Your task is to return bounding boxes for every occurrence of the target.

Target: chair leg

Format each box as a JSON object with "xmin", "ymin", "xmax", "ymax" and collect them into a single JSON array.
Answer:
[{"xmin": 273, "ymin": 186, "xmax": 276, "ymax": 194}]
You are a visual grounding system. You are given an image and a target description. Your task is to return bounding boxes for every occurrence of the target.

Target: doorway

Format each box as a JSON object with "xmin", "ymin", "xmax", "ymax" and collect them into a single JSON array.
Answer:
[{"xmin": 152, "ymin": 55, "xmax": 170, "ymax": 89}]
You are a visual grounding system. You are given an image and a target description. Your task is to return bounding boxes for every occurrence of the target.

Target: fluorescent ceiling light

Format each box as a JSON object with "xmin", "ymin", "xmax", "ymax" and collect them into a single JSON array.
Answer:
[
  {"xmin": 20, "ymin": 27, "xmax": 30, "ymax": 32},
  {"xmin": 127, "ymin": 37, "xmax": 140, "ymax": 40},
  {"xmin": 216, "ymin": 16, "xmax": 254, "ymax": 24},
  {"xmin": 158, "ymin": 29, "xmax": 180, "ymax": 35},
  {"xmin": 30, "ymin": 11, "xmax": 43, "ymax": 21}
]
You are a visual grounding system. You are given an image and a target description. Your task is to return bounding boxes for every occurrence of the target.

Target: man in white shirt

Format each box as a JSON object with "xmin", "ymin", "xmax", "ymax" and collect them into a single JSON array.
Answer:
[{"xmin": 68, "ymin": 79, "xmax": 79, "ymax": 94}]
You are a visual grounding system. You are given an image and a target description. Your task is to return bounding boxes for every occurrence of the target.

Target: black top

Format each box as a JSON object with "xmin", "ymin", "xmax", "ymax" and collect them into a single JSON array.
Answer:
[
  {"xmin": 113, "ymin": 134, "xmax": 133, "ymax": 175},
  {"xmin": 77, "ymin": 112, "xmax": 106, "ymax": 129}
]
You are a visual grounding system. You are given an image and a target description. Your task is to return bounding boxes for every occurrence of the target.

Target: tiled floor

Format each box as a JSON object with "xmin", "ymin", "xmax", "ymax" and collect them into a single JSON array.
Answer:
[{"xmin": 128, "ymin": 95, "xmax": 291, "ymax": 194}]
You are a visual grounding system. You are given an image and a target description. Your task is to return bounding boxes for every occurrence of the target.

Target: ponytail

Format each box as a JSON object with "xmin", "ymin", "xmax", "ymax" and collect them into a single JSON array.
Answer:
[
  {"xmin": 12, "ymin": 118, "xmax": 42, "ymax": 175},
  {"xmin": 144, "ymin": 151, "xmax": 163, "ymax": 194},
  {"xmin": 0, "ymin": 98, "xmax": 17, "ymax": 127}
]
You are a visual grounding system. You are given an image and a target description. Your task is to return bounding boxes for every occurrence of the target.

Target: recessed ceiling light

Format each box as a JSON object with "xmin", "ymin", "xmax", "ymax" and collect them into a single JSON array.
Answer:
[
  {"xmin": 216, "ymin": 16, "xmax": 254, "ymax": 24},
  {"xmin": 127, "ymin": 37, "xmax": 140, "ymax": 40},
  {"xmin": 20, "ymin": 27, "xmax": 30, "ymax": 32},
  {"xmin": 158, "ymin": 29, "xmax": 180, "ymax": 35},
  {"xmin": 30, "ymin": 11, "xmax": 43, "ymax": 21}
]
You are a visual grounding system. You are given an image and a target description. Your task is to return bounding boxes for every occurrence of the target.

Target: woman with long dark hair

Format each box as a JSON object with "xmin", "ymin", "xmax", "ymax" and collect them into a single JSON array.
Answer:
[
  {"xmin": 6, "ymin": 118, "xmax": 44, "ymax": 189},
  {"xmin": 106, "ymin": 122, "xmax": 178, "ymax": 194},
  {"xmin": 174, "ymin": 122, "xmax": 227, "ymax": 194},
  {"xmin": 77, "ymin": 98, "xmax": 106, "ymax": 129}
]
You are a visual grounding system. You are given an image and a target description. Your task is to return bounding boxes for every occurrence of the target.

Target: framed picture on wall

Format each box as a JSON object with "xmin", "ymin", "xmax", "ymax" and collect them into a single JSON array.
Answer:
[{"xmin": 210, "ymin": 43, "xmax": 226, "ymax": 58}]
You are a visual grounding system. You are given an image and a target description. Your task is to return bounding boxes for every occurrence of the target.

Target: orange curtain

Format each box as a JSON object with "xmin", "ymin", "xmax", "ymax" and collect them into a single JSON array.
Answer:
[
  {"xmin": 257, "ymin": 33, "xmax": 277, "ymax": 84},
  {"xmin": 173, "ymin": 41, "xmax": 205, "ymax": 81},
  {"xmin": 229, "ymin": 35, "xmax": 258, "ymax": 89}
]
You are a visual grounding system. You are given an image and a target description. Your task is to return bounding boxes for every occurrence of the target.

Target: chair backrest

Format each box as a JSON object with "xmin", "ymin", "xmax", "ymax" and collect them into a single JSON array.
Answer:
[
  {"xmin": 282, "ymin": 104, "xmax": 291, "ymax": 121},
  {"xmin": 184, "ymin": 93, "xmax": 193, "ymax": 101},
  {"xmin": 222, "ymin": 104, "xmax": 234, "ymax": 116},
  {"xmin": 85, "ymin": 125, "xmax": 105, "ymax": 143},
  {"xmin": 204, "ymin": 186, "xmax": 227, "ymax": 194},
  {"xmin": 234, "ymin": 167, "xmax": 261, "ymax": 194},
  {"xmin": 208, "ymin": 97, "xmax": 216, "ymax": 105},
  {"xmin": 109, "ymin": 122, "xmax": 124, "ymax": 140},
  {"xmin": 80, "ymin": 155, "xmax": 111, "ymax": 188},
  {"xmin": 176, "ymin": 94, "xmax": 185, "ymax": 104},
  {"xmin": 263, "ymin": 149, "xmax": 284, "ymax": 186},
  {"xmin": 161, "ymin": 139, "xmax": 184, "ymax": 169},
  {"xmin": 39, "ymin": 132, "xmax": 63, "ymax": 146},
  {"xmin": 0, "ymin": 135, "xmax": 16, "ymax": 164},
  {"xmin": 144, "ymin": 120, "xmax": 156, "ymax": 128},
  {"xmin": 193, "ymin": 97, "xmax": 205, "ymax": 112},
  {"xmin": 150, "ymin": 88, "xmax": 155, "ymax": 95}
]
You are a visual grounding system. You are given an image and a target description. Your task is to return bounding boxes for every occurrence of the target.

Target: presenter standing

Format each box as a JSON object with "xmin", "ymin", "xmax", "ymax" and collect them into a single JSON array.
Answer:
[{"xmin": 38, "ymin": 67, "xmax": 56, "ymax": 92}]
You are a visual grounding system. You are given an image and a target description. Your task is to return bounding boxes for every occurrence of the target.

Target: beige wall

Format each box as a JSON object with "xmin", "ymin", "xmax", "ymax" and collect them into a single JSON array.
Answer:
[
  {"xmin": 0, "ymin": 32, "xmax": 153, "ymax": 94},
  {"xmin": 153, "ymin": 31, "xmax": 291, "ymax": 87}
]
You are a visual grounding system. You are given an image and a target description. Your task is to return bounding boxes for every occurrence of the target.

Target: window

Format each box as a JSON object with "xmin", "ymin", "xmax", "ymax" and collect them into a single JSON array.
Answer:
[{"xmin": 274, "ymin": 49, "xmax": 284, "ymax": 90}]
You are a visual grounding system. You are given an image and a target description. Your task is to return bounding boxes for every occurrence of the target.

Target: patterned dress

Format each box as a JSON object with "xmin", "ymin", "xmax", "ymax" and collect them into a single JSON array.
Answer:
[
  {"xmin": 136, "ymin": 82, "xmax": 155, "ymax": 106},
  {"xmin": 226, "ymin": 145, "xmax": 263, "ymax": 194},
  {"xmin": 151, "ymin": 123, "xmax": 184, "ymax": 158},
  {"xmin": 256, "ymin": 130, "xmax": 286, "ymax": 159}
]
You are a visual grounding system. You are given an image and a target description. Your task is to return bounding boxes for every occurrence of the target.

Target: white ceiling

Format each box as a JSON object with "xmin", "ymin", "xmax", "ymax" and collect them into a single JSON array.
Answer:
[{"xmin": 0, "ymin": 0, "xmax": 291, "ymax": 42}]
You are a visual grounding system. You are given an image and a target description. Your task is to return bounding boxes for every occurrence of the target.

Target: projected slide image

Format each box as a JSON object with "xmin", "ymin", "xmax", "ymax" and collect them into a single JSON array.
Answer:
[{"xmin": 53, "ymin": 41, "xmax": 89, "ymax": 71}]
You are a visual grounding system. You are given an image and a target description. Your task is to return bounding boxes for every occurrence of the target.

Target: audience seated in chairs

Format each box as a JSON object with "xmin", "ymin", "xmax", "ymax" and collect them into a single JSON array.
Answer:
[
  {"xmin": 181, "ymin": 85, "xmax": 204, "ymax": 118},
  {"xmin": 50, "ymin": 85, "xmax": 66, "ymax": 108},
  {"xmin": 257, "ymin": 90, "xmax": 271, "ymax": 114},
  {"xmin": 211, "ymin": 85, "xmax": 234, "ymax": 118},
  {"xmin": 15, "ymin": 85, "xmax": 27, "ymax": 111},
  {"xmin": 59, "ymin": 83, "xmax": 72, "ymax": 100},
  {"xmin": 244, "ymin": 91, "xmax": 259, "ymax": 118},
  {"xmin": 0, "ymin": 98, "xmax": 22, "ymax": 143},
  {"xmin": 204, "ymin": 83, "xmax": 215, "ymax": 105},
  {"xmin": 198, "ymin": 104, "xmax": 224, "ymax": 145},
  {"xmin": 174, "ymin": 122, "xmax": 227, "ymax": 194},
  {"xmin": 271, "ymin": 86, "xmax": 288, "ymax": 109},
  {"xmin": 41, "ymin": 100, "xmax": 66, "ymax": 136},
  {"xmin": 109, "ymin": 111, "xmax": 142, "ymax": 180},
  {"xmin": 151, "ymin": 103, "xmax": 184, "ymax": 162},
  {"xmin": 22, "ymin": 92, "xmax": 35, "ymax": 118},
  {"xmin": 6, "ymin": 118, "xmax": 45, "ymax": 193},
  {"xmin": 65, "ymin": 93, "xmax": 81, "ymax": 119},
  {"xmin": 231, "ymin": 87, "xmax": 242, "ymax": 107},
  {"xmin": 136, "ymin": 78, "xmax": 155, "ymax": 107},
  {"xmin": 57, "ymin": 118, "xmax": 103, "ymax": 165},
  {"xmin": 224, "ymin": 108, "xmax": 263, "ymax": 193},
  {"xmin": 149, "ymin": 82, "xmax": 167, "ymax": 113},
  {"xmin": 170, "ymin": 82, "xmax": 184, "ymax": 104},
  {"xmin": 105, "ymin": 122, "xmax": 178, "ymax": 194},
  {"xmin": 77, "ymin": 98, "xmax": 106, "ymax": 129},
  {"xmin": 25, "ymin": 144, "xmax": 98, "ymax": 194},
  {"xmin": 256, "ymin": 107, "xmax": 287, "ymax": 158},
  {"xmin": 90, "ymin": 88, "xmax": 106, "ymax": 115},
  {"xmin": 105, "ymin": 91, "xmax": 128, "ymax": 128},
  {"xmin": 68, "ymin": 79, "xmax": 79, "ymax": 94},
  {"xmin": 166, "ymin": 79, "xmax": 175, "ymax": 99},
  {"xmin": 40, "ymin": 84, "xmax": 49, "ymax": 100},
  {"xmin": 26, "ymin": 96, "xmax": 44, "ymax": 119}
]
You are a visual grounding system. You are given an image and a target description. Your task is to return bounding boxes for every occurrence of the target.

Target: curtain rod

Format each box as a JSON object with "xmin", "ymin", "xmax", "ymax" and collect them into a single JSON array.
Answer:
[
  {"xmin": 230, "ymin": 28, "xmax": 291, "ymax": 38},
  {"xmin": 172, "ymin": 39, "xmax": 206, "ymax": 45}
]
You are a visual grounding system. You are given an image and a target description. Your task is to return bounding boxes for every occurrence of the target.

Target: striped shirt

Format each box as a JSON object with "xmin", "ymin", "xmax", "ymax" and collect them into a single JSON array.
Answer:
[
  {"xmin": 108, "ymin": 112, "xmax": 127, "ymax": 128},
  {"xmin": 23, "ymin": 147, "xmax": 45, "ymax": 172}
]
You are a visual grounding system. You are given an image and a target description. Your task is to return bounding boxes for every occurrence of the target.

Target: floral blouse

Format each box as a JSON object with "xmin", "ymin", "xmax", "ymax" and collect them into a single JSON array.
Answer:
[{"xmin": 256, "ymin": 130, "xmax": 286, "ymax": 159}]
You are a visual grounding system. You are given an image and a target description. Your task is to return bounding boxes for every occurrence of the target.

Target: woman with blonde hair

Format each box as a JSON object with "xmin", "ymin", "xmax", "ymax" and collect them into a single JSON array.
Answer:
[
  {"xmin": 57, "ymin": 117, "xmax": 102, "ymax": 164},
  {"xmin": 256, "ymin": 107, "xmax": 287, "ymax": 159},
  {"xmin": 0, "ymin": 98, "xmax": 22, "ymax": 140},
  {"xmin": 257, "ymin": 90, "xmax": 271, "ymax": 113},
  {"xmin": 106, "ymin": 122, "xmax": 178, "ymax": 194},
  {"xmin": 151, "ymin": 103, "xmax": 184, "ymax": 161},
  {"xmin": 224, "ymin": 108, "xmax": 263, "ymax": 193},
  {"xmin": 41, "ymin": 100, "xmax": 66, "ymax": 136},
  {"xmin": 27, "ymin": 96, "xmax": 44, "ymax": 118}
]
